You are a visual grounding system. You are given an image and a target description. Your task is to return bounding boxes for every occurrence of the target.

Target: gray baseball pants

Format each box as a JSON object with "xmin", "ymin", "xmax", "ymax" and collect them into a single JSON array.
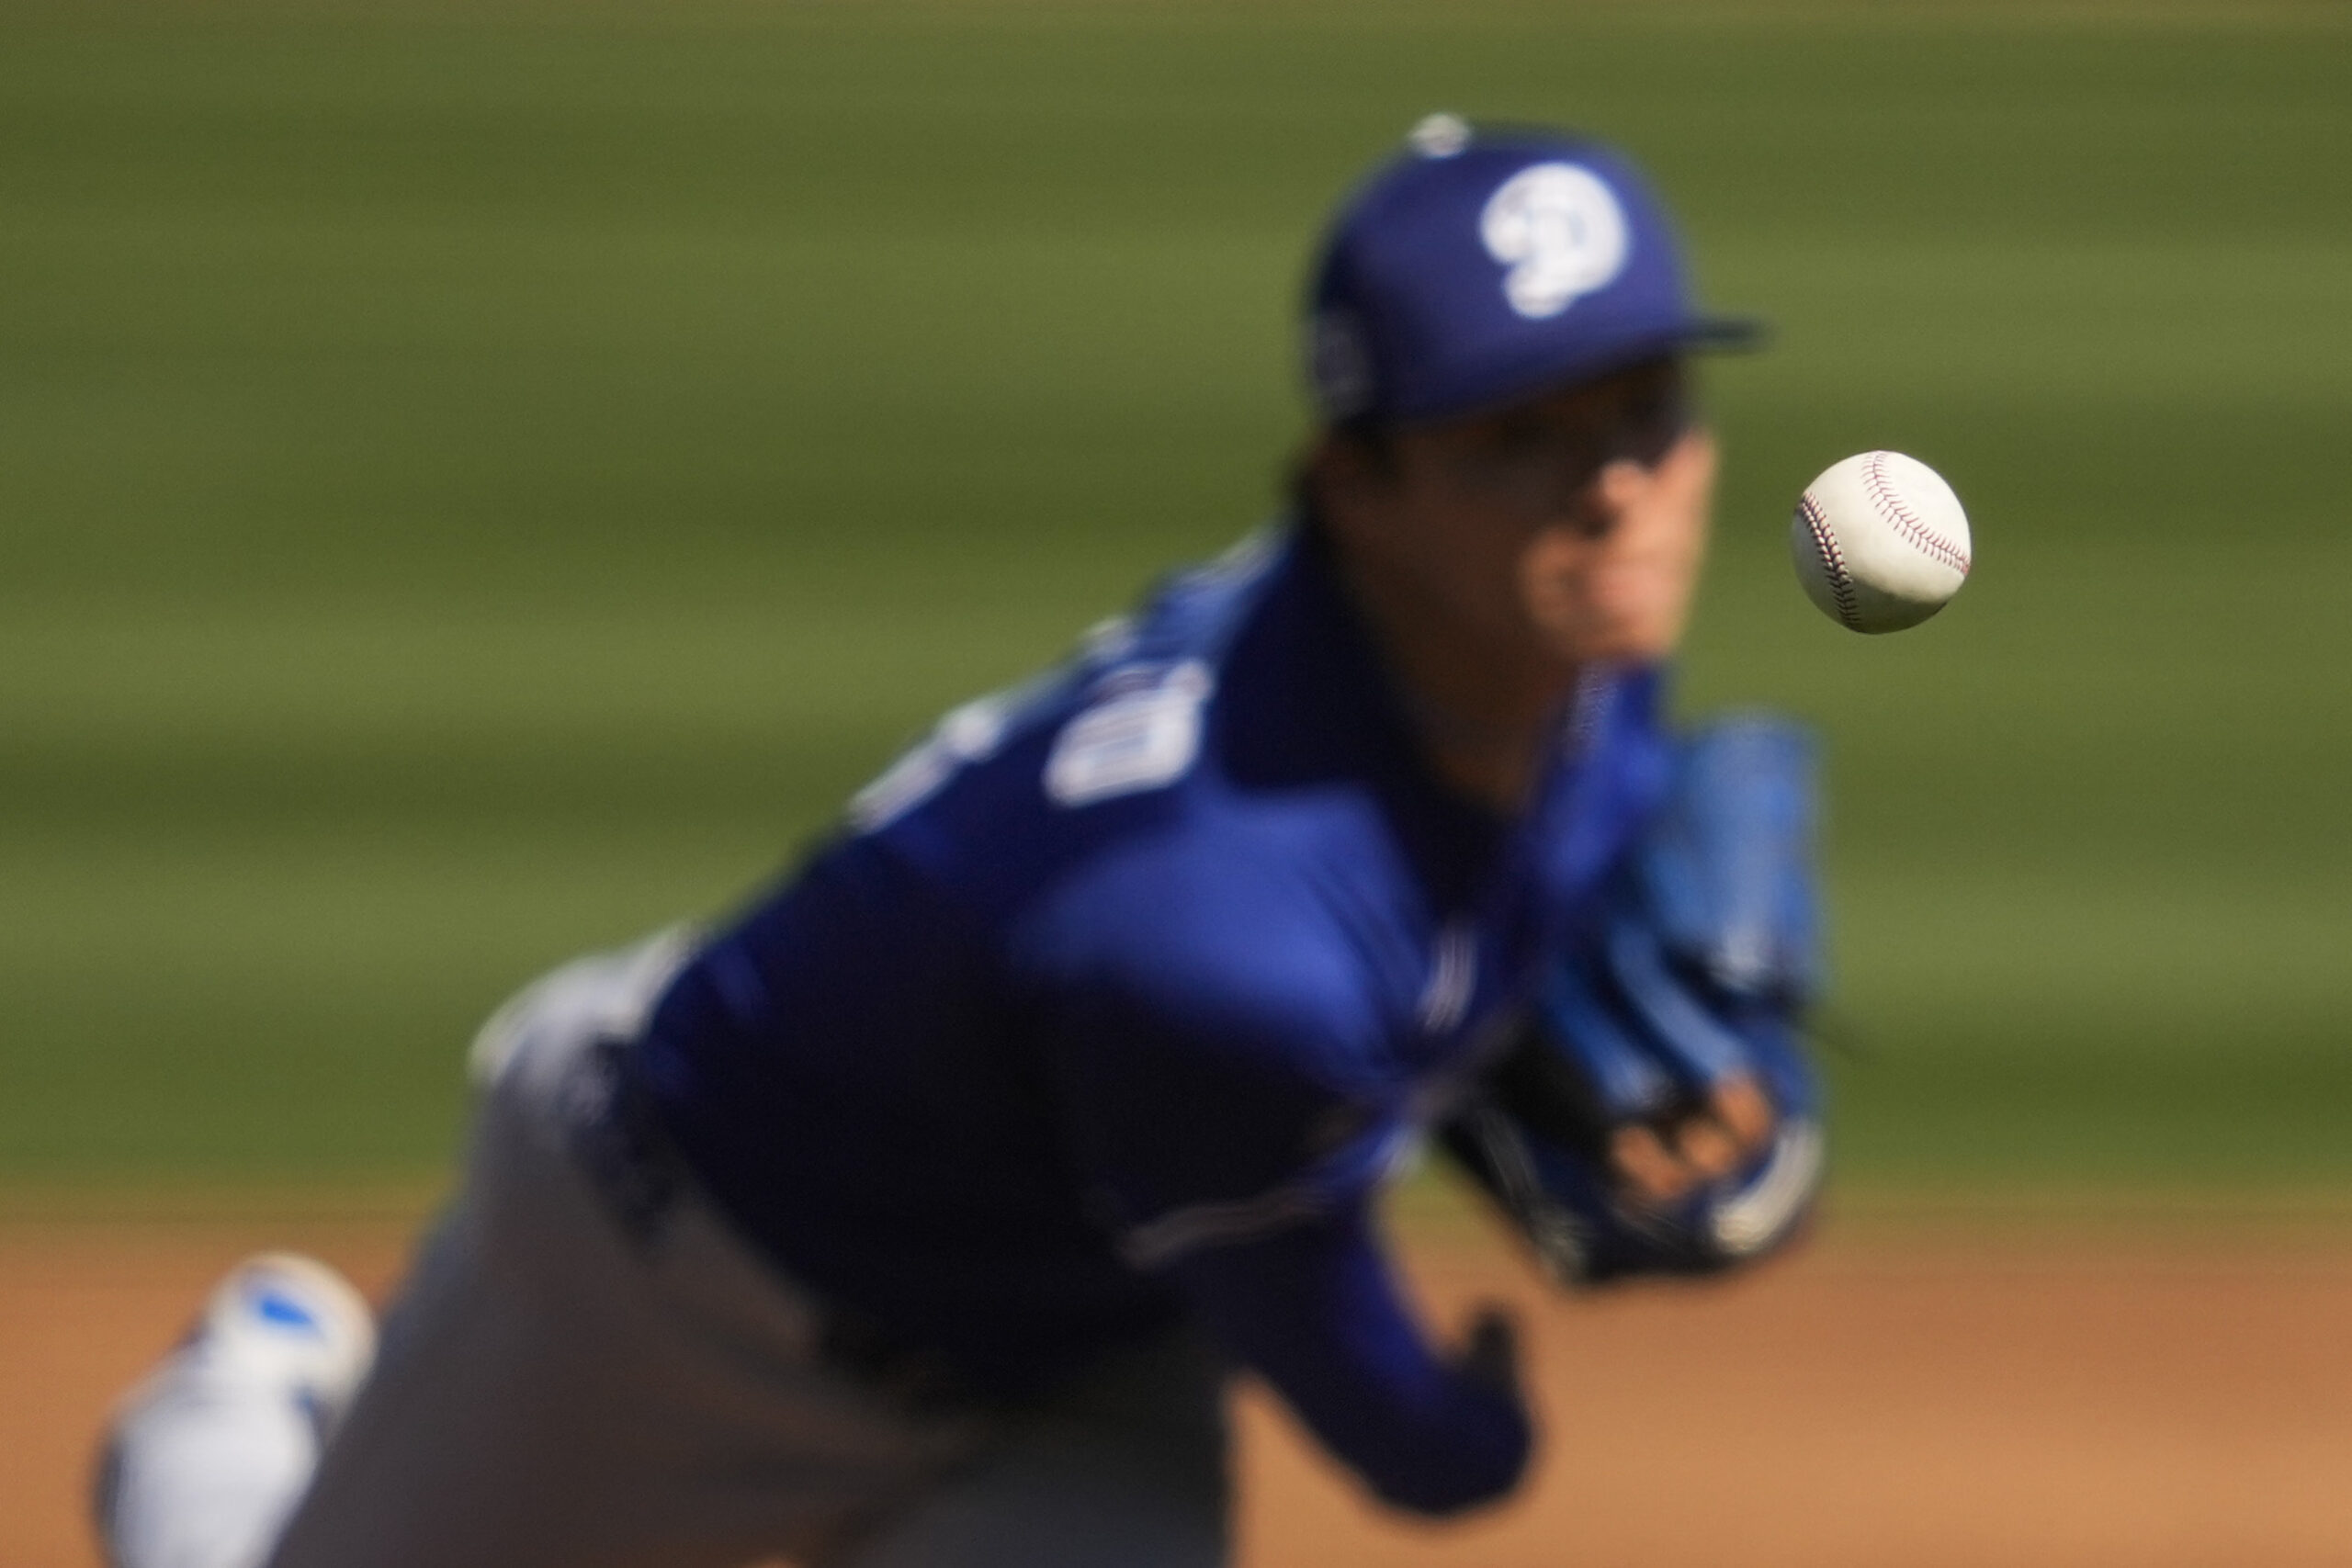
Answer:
[{"xmin": 263, "ymin": 939, "xmax": 1231, "ymax": 1568}]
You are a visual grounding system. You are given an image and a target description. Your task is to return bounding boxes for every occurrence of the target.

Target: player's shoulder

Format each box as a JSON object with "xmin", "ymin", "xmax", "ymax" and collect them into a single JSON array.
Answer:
[
  {"xmin": 850, "ymin": 529, "xmax": 1283, "ymax": 825},
  {"xmin": 835, "ymin": 519, "xmax": 1479, "ymax": 1005},
  {"xmin": 841, "ymin": 524, "xmax": 1377, "ymax": 884},
  {"xmin": 1023, "ymin": 816, "xmax": 1378, "ymax": 1029}
]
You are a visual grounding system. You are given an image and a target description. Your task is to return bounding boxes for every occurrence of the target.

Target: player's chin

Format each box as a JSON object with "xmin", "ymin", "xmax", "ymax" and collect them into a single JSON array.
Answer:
[
  {"xmin": 1544, "ymin": 607, "xmax": 1686, "ymax": 667},
  {"xmin": 1532, "ymin": 575, "xmax": 1692, "ymax": 665}
]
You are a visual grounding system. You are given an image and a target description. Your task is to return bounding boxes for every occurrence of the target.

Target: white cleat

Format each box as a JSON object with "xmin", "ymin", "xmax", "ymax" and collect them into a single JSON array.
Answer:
[
  {"xmin": 185, "ymin": 1253, "xmax": 379, "ymax": 1427},
  {"xmin": 96, "ymin": 1253, "xmax": 378, "ymax": 1568}
]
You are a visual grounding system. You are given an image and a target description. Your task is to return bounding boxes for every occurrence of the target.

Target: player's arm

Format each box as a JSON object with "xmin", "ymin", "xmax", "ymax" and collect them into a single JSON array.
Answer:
[
  {"xmin": 1078, "ymin": 1050, "xmax": 1531, "ymax": 1516},
  {"xmin": 1163, "ymin": 1200, "xmax": 1530, "ymax": 1517},
  {"xmin": 1032, "ymin": 850, "xmax": 1535, "ymax": 1513},
  {"xmin": 1092, "ymin": 1101, "xmax": 1533, "ymax": 1516}
]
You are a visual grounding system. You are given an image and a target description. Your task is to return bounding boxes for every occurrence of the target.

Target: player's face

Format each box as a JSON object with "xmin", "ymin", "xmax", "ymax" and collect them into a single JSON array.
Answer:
[{"xmin": 1337, "ymin": 358, "xmax": 1717, "ymax": 671}]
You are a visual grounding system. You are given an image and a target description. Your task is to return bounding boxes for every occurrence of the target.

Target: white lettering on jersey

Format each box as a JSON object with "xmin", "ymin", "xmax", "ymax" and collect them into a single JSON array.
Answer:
[{"xmin": 1044, "ymin": 660, "xmax": 1213, "ymax": 808}]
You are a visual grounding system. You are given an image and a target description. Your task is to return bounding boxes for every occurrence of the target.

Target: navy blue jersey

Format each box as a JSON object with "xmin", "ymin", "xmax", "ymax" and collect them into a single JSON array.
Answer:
[{"xmin": 632, "ymin": 521, "xmax": 1673, "ymax": 1509}]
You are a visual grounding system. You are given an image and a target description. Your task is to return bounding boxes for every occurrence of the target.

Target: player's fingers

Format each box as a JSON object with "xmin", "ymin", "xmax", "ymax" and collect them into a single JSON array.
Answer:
[
  {"xmin": 1709, "ymin": 1075, "xmax": 1777, "ymax": 1155},
  {"xmin": 1664, "ymin": 1077, "xmax": 1778, "ymax": 1186},
  {"xmin": 1459, "ymin": 1305, "xmax": 1521, "ymax": 1393},
  {"xmin": 1668, "ymin": 1111, "xmax": 1742, "ymax": 1182},
  {"xmin": 1610, "ymin": 1124, "xmax": 1699, "ymax": 1204}
]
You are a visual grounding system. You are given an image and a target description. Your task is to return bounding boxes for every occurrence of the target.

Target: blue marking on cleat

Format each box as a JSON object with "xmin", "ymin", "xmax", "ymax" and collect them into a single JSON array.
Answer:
[{"xmin": 252, "ymin": 1288, "xmax": 323, "ymax": 1333}]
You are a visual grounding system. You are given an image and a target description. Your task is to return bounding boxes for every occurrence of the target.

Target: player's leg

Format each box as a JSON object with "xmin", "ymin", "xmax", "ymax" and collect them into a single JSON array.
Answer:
[
  {"xmin": 96, "ymin": 934, "xmax": 984, "ymax": 1568},
  {"xmin": 260, "ymin": 942, "xmax": 988, "ymax": 1568},
  {"xmin": 95, "ymin": 929, "xmax": 1228, "ymax": 1568},
  {"xmin": 96, "ymin": 1255, "xmax": 377, "ymax": 1568},
  {"xmin": 822, "ymin": 1327, "xmax": 1230, "ymax": 1568}
]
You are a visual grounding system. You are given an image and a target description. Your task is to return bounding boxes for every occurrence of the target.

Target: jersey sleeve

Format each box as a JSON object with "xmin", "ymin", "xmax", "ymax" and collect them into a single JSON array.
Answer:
[
  {"xmin": 1021, "ymin": 837, "xmax": 1532, "ymax": 1512},
  {"xmin": 1023, "ymin": 835, "xmax": 1410, "ymax": 1267}
]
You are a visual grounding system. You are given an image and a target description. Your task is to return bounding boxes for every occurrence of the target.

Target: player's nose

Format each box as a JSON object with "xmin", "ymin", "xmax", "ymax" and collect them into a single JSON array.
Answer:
[{"xmin": 1548, "ymin": 457, "xmax": 1645, "ymax": 541}]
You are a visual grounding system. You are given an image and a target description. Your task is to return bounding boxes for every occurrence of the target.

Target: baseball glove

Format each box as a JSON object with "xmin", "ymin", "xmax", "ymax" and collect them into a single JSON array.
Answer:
[{"xmin": 1442, "ymin": 714, "xmax": 1826, "ymax": 1287}]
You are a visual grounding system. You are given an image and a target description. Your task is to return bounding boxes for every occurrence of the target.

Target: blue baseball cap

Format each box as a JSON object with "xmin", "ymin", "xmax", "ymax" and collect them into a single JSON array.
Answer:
[{"xmin": 1306, "ymin": 115, "xmax": 1760, "ymax": 428}]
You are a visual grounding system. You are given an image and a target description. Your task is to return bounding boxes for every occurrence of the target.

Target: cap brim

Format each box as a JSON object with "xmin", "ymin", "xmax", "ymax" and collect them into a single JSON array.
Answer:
[
  {"xmin": 1378, "ymin": 314, "xmax": 1772, "ymax": 428},
  {"xmin": 1681, "ymin": 313, "xmax": 1769, "ymax": 353}
]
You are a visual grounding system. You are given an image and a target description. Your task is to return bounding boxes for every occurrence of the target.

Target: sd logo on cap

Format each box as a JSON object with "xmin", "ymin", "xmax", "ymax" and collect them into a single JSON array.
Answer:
[{"xmin": 1306, "ymin": 115, "xmax": 1759, "ymax": 427}]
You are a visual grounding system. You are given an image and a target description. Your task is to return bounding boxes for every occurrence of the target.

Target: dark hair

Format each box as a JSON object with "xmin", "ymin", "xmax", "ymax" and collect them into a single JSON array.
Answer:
[
  {"xmin": 1329, "ymin": 417, "xmax": 1400, "ymax": 471},
  {"xmin": 1285, "ymin": 417, "xmax": 1402, "ymax": 525}
]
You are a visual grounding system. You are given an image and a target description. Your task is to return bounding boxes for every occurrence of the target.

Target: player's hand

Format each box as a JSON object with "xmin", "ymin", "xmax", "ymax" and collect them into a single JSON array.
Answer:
[
  {"xmin": 1455, "ymin": 1305, "xmax": 1522, "ymax": 1399},
  {"xmin": 1608, "ymin": 1074, "xmax": 1776, "ymax": 1207}
]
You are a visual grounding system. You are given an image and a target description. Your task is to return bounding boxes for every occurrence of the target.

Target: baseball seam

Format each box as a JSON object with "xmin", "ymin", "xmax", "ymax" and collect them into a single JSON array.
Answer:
[
  {"xmin": 1861, "ymin": 452, "xmax": 1972, "ymax": 575},
  {"xmin": 1797, "ymin": 492, "xmax": 1862, "ymax": 631}
]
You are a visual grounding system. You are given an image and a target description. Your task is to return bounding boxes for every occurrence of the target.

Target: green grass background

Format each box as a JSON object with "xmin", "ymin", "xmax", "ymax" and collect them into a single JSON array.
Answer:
[{"xmin": 2, "ymin": 0, "xmax": 2347, "ymax": 1194}]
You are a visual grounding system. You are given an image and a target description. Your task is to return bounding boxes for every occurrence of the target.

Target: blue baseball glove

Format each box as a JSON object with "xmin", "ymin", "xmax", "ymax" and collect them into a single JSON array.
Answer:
[{"xmin": 1442, "ymin": 714, "xmax": 1826, "ymax": 1287}]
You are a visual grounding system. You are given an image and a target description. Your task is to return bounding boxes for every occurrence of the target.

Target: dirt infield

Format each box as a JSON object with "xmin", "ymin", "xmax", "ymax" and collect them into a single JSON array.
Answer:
[{"xmin": 6, "ymin": 1205, "xmax": 2350, "ymax": 1568}]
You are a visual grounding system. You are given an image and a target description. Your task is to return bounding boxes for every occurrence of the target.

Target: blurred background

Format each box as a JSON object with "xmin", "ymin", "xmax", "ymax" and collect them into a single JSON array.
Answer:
[{"xmin": 2, "ymin": 0, "xmax": 2348, "ymax": 1205}]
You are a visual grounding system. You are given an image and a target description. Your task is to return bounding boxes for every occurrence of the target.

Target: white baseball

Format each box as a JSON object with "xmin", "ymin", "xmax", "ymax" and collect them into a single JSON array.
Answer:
[{"xmin": 1789, "ymin": 451, "xmax": 1972, "ymax": 634}]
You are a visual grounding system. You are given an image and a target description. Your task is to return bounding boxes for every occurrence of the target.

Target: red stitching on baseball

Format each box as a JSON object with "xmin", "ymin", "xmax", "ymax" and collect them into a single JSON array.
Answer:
[
  {"xmin": 1797, "ymin": 492, "xmax": 1862, "ymax": 630},
  {"xmin": 1862, "ymin": 452, "xmax": 1972, "ymax": 575}
]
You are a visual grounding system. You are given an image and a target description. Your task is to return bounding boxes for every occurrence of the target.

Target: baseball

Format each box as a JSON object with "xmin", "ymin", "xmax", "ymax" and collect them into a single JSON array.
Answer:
[{"xmin": 1789, "ymin": 451, "xmax": 1972, "ymax": 634}]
